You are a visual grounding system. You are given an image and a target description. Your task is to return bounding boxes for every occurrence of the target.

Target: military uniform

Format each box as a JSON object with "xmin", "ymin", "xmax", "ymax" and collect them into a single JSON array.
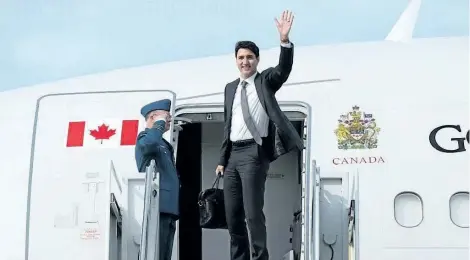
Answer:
[{"xmin": 135, "ymin": 99, "xmax": 179, "ymax": 260}]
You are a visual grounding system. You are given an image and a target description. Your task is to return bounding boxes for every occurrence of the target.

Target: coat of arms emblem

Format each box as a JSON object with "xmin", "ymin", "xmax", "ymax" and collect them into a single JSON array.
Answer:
[{"xmin": 334, "ymin": 105, "xmax": 381, "ymax": 150}]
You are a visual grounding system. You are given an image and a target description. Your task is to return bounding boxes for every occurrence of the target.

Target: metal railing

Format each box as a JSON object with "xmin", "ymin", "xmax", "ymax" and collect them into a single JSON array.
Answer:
[
  {"xmin": 347, "ymin": 171, "xmax": 359, "ymax": 260},
  {"xmin": 311, "ymin": 160, "xmax": 321, "ymax": 260},
  {"xmin": 139, "ymin": 160, "xmax": 160, "ymax": 260}
]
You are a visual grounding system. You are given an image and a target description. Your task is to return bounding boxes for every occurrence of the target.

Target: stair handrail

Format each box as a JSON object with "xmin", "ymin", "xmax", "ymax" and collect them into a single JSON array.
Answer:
[{"xmin": 139, "ymin": 160, "xmax": 160, "ymax": 260}]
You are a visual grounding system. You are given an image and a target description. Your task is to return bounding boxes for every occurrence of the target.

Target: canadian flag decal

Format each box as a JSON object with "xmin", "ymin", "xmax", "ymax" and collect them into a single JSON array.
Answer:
[
  {"xmin": 66, "ymin": 120, "xmax": 140, "ymax": 147},
  {"xmin": 90, "ymin": 123, "xmax": 116, "ymax": 143}
]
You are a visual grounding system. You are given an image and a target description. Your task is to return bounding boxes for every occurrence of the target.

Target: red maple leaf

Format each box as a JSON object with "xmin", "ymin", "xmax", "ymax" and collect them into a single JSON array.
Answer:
[{"xmin": 89, "ymin": 123, "xmax": 116, "ymax": 144}]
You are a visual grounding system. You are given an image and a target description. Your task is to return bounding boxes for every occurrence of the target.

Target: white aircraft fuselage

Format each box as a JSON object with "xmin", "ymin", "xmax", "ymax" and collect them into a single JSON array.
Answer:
[{"xmin": 0, "ymin": 36, "xmax": 468, "ymax": 260}]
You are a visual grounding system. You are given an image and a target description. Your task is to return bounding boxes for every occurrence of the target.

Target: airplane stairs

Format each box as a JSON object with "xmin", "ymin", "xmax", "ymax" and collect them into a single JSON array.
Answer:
[
  {"xmin": 108, "ymin": 159, "xmax": 319, "ymax": 260},
  {"xmin": 108, "ymin": 159, "xmax": 161, "ymax": 260}
]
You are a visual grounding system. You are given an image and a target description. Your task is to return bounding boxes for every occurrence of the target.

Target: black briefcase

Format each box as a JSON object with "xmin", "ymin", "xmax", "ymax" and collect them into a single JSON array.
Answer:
[{"xmin": 197, "ymin": 175, "xmax": 228, "ymax": 229}]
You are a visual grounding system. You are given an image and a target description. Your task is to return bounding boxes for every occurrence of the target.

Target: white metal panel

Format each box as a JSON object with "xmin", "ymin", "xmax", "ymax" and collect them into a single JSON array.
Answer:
[
  {"xmin": 319, "ymin": 173, "xmax": 349, "ymax": 260},
  {"xmin": 348, "ymin": 104, "xmax": 469, "ymax": 260},
  {"xmin": 121, "ymin": 174, "xmax": 146, "ymax": 260},
  {"xmin": 108, "ymin": 161, "xmax": 123, "ymax": 260},
  {"xmin": 286, "ymin": 74, "xmax": 468, "ymax": 260},
  {"xmin": 379, "ymin": 105, "xmax": 468, "ymax": 249},
  {"xmin": 28, "ymin": 160, "xmax": 111, "ymax": 260},
  {"xmin": 26, "ymin": 90, "xmax": 176, "ymax": 260}
]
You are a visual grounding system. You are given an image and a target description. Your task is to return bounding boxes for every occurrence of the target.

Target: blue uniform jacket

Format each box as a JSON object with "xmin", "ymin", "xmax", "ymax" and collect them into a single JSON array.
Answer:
[{"xmin": 135, "ymin": 120, "xmax": 179, "ymax": 218}]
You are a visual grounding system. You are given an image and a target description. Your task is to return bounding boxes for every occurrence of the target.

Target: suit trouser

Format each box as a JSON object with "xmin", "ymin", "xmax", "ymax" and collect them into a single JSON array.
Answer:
[
  {"xmin": 159, "ymin": 213, "xmax": 176, "ymax": 260},
  {"xmin": 223, "ymin": 140, "xmax": 270, "ymax": 260}
]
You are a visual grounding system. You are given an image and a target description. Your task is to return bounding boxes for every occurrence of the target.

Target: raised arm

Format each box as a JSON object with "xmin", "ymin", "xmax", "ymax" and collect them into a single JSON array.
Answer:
[
  {"xmin": 266, "ymin": 42, "xmax": 294, "ymax": 91},
  {"xmin": 266, "ymin": 10, "xmax": 295, "ymax": 92},
  {"xmin": 136, "ymin": 120, "xmax": 166, "ymax": 155}
]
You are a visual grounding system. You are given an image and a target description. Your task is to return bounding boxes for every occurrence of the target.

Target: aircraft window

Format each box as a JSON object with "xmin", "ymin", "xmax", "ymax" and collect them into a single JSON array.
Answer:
[
  {"xmin": 449, "ymin": 192, "xmax": 469, "ymax": 228},
  {"xmin": 394, "ymin": 192, "xmax": 423, "ymax": 228}
]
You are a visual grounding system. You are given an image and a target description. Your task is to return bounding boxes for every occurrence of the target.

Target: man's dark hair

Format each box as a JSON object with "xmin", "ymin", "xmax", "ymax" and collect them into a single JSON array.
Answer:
[{"xmin": 235, "ymin": 41, "xmax": 259, "ymax": 58}]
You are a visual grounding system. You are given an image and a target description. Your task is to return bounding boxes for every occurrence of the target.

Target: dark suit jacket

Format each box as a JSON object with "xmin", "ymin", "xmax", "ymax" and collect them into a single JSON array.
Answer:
[{"xmin": 218, "ymin": 43, "xmax": 304, "ymax": 166}]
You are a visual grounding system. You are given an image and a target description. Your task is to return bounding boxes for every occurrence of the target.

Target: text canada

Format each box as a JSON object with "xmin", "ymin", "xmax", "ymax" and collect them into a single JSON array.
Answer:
[{"xmin": 332, "ymin": 156, "xmax": 385, "ymax": 165}]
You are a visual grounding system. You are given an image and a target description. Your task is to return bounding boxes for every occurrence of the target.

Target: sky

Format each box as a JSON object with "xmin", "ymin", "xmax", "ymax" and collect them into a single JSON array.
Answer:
[{"xmin": 0, "ymin": 0, "xmax": 468, "ymax": 91}]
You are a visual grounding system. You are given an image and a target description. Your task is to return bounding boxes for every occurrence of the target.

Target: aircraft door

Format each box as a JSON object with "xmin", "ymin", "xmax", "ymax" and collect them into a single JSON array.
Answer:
[{"xmin": 26, "ymin": 90, "xmax": 177, "ymax": 260}]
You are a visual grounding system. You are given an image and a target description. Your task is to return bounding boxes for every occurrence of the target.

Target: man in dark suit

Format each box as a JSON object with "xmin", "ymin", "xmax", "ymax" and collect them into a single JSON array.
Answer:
[
  {"xmin": 135, "ymin": 99, "xmax": 179, "ymax": 260},
  {"xmin": 215, "ymin": 10, "xmax": 304, "ymax": 260}
]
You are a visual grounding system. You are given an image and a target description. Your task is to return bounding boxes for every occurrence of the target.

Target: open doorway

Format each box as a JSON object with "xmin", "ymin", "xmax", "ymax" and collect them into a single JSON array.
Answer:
[{"xmin": 173, "ymin": 103, "xmax": 309, "ymax": 260}]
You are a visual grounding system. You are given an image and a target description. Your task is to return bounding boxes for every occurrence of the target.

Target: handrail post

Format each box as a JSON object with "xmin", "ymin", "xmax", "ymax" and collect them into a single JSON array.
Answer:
[
  {"xmin": 139, "ymin": 160, "xmax": 160, "ymax": 260},
  {"xmin": 311, "ymin": 160, "xmax": 320, "ymax": 260},
  {"xmin": 153, "ymin": 162, "xmax": 160, "ymax": 260}
]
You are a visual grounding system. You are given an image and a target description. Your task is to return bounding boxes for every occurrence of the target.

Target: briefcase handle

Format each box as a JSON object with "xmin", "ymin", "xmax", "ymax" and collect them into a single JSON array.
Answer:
[
  {"xmin": 197, "ymin": 175, "xmax": 223, "ymax": 205},
  {"xmin": 212, "ymin": 175, "xmax": 222, "ymax": 189}
]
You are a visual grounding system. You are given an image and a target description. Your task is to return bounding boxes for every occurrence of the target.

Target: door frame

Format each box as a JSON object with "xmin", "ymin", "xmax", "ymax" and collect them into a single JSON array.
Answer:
[{"xmin": 170, "ymin": 101, "xmax": 316, "ymax": 260}]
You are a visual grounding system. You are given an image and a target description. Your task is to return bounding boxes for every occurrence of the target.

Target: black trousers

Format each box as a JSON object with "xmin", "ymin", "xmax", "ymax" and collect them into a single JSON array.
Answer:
[
  {"xmin": 223, "ymin": 140, "xmax": 270, "ymax": 260},
  {"xmin": 138, "ymin": 213, "xmax": 176, "ymax": 260},
  {"xmin": 159, "ymin": 213, "xmax": 176, "ymax": 260}
]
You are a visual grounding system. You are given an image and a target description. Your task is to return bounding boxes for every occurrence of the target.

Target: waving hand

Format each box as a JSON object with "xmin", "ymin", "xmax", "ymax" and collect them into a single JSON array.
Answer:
[{"xmin": 275, "ymin": 10, "xmax": 294, "ymax": 43}]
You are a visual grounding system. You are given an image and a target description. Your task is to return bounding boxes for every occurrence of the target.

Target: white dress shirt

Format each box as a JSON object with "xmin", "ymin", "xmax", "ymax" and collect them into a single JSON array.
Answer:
[
  {"xmin": 229, "ymin": 42, "xmax": 292, "ymax": 144},
  {"xmin": 230, "ymin": 72, "xmax": 269, "ymax": 143}
]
